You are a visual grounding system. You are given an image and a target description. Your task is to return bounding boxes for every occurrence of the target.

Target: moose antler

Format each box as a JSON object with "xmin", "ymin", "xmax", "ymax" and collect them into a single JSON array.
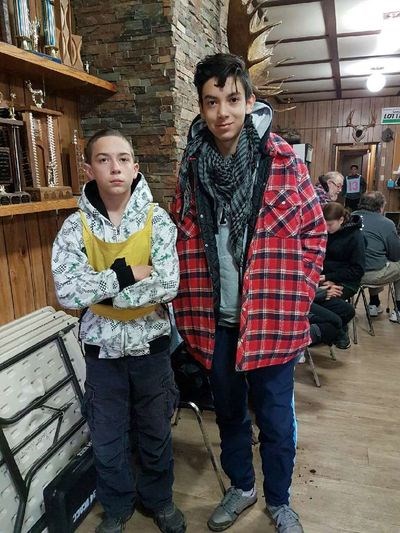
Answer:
[
  {"xmin": 227, "ymin": 0, "xmax": 293, "ymax": 99},
  {"xmin": 346, "ymin": 110, "xmax": 377, "ymax": 143}
]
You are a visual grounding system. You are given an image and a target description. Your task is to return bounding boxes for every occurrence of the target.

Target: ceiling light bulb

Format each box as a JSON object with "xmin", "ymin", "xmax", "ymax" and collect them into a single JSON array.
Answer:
[{"xmin": 366, "ymin": 71, "xmax": 386, "ymax": 92}]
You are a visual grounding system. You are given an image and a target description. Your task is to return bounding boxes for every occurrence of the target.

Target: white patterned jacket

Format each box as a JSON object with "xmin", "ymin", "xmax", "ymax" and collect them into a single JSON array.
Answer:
[{"xmin": 52, "ymin": 174, "xmax": 179, "ymax": 358}]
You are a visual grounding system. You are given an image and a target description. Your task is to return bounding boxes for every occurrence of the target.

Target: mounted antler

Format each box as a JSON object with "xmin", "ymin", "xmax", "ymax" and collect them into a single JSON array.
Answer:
[
  {"xmin": 346, "ymin": 110, "xmax": 377, "ymax": 143},
  {"xmin": 227, "ymin": 0, "xmax": 293, "ymax": 99}
]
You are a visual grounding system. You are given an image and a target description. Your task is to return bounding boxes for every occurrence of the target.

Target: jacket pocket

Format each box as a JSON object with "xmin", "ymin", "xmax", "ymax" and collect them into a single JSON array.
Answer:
[
  {"xmin": 176, "ymin": 210, "xmax": 200, "ymax": 240},
  {"xmin": 260, "ymin": 189, "xmax": 302, "ymax": 237}
]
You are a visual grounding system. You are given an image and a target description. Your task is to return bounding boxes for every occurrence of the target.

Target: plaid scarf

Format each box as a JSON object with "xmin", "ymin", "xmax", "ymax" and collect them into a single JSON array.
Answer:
[{"xmin": 180, "ymin": 114, "xmax": 260, "ymax": 266}]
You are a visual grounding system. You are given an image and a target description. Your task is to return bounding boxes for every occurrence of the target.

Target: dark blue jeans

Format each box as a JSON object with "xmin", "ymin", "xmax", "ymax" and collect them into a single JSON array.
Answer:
[
  {"xmin": 82, "ymin": 344, "xmax": 179, "ymax": 519},
  {"xmin": 210, "ymin": 326, "xmax": 297, "ymax": 506}
]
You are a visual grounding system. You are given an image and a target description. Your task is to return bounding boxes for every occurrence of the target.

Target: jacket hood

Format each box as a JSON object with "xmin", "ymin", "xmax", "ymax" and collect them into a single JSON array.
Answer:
[
  {"xmin": 336, "ymin": 213, "xmax": 363, "ymax": 234},
  {"xmin": 79, "ymin": 172, "xmax": 153, "ymax": 222},
  {"xmin": 187, "ymin": 99, "xmax": 273, "ymax": 153}
]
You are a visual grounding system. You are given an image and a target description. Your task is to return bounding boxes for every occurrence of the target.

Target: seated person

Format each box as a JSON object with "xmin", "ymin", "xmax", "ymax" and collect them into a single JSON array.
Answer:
[
  {"xmin": 322, "ymin": 202, "xmax": 365, "ymax": 300},
  {"xmin": 314, "ymin": 171, "xmax": 344, "ymax": 205},
  {"xmin": 313, "ymin": 285, "xmax": 355, "ymax": 350},
  {"xmin": 353, "ymin": 191, "xmax": 400, "ymax": 322}
]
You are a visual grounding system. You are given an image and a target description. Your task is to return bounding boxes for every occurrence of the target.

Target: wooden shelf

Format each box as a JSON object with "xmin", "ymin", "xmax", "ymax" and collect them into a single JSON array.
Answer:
[
  {"xmin": 0, "ymin": 197, "xmax": 77, "ymax": 217},
  {"xmin": 0, "ymin": 42, "xmax": 116, "ymax": 95}
]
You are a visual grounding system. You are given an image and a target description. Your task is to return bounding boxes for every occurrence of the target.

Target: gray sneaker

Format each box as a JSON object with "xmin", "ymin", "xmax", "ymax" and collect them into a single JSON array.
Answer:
[
  {"xmin": 207, "ymin": 487, "xmax": 257, "ymax": 531},
  {"xmin": 267, "ymin": 504, "xmax": 304, "ymax": 533}
]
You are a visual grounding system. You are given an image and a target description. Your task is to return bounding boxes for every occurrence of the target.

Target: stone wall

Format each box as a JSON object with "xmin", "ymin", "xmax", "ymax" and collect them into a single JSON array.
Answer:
[{"xmin": 71, "ymin": 0, "xmax": 228, "ymax": 207}]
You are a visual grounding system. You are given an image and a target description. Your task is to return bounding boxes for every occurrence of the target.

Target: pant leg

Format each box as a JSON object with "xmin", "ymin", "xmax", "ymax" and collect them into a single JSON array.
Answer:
[
  {"xmin": 310, "ymin": 302, "xmax": 342, "ymax": 345},
  {"xmin": 362, "ymin": 262, "xmax": 400, "ymax": 299},
  {"xmin": 210, "ymin": 326, "xmax": 254, "ymax": 491},
  {"xmin": 129, "ymin": 347, "xmax": 178, "ymax": 512},
  {"xmin": 247, "ymin": 358, "xmax": 297, "ymax": 507},
  {"xmin": 83, "ymin": 349, "xmax": 134, "ymax": 519},
  {"xmin": 310, "ymin": 302, "xmax": 342, "ymax": 329},
  {"xmin": 320, "ymin": 297, "xmax": 355, "ymax": 325}
]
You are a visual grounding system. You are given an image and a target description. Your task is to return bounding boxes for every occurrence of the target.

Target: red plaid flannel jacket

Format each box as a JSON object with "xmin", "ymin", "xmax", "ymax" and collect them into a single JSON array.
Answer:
[{"xmin": 171, "ymin": 133, "xmax": 327, "ymax": 371}]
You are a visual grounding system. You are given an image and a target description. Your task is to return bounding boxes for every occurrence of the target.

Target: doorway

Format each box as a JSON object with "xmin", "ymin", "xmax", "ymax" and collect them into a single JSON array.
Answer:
[{"xmin": 333, "ymin": 143, "xmax": 378, "ymax": 190}]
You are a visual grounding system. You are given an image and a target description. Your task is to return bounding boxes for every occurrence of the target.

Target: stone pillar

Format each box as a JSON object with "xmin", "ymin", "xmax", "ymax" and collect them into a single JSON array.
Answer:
[{"xmin": 71, "ymin": 0, "xmax": 228, "ymax": 207}]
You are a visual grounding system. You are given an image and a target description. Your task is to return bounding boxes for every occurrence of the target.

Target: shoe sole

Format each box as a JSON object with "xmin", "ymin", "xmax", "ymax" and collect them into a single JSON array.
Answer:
[
  {"xmin": 207, "ymin": 498, "xmax": 258, "ymax": 532},
  {"xmin": 154, "ymin": 517, "xmax": 187, "ymax": 533}
]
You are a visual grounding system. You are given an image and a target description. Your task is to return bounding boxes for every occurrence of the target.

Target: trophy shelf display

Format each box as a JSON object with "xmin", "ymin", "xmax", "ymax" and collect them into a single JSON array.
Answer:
[{"xmin": 0, "ymin": 42, "xmax": 116, "ymax": 95}]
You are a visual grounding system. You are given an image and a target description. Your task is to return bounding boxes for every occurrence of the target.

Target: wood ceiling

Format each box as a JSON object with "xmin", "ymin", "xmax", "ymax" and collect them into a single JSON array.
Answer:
[{"xmin": 262, "ymin": 0, "xmax": 400, "ymax": 103}]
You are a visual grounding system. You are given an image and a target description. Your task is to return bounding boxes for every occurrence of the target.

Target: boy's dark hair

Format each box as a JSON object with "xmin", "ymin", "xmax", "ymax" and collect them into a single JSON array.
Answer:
[
  {"xmin": 194, "ymin": 53, "xmax": 253, "ymax": 101},
  {"xmin": 350, "ymin": 164, "xmax": 359, "ymax": 170},
  {"xmin": 84, "ymin": 128, "xmax": 135, "ymax": 163}
]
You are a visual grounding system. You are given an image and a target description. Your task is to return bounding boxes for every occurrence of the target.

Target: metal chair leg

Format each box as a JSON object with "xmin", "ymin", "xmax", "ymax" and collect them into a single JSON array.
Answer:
[
  {"xmin": 305, "ymin": 348, "xmax": 321, "ymax": 387},
  {"xmin": 349, "ymin": 295, "xmax": 358, "ymax": 344},
  {"xmin": 181, "ymin": 401, "xmax": 226, "ymax": 496},
  {"xmin": 360, "ymin": 286, "xmax": 375, "ymax": 336},
  {"xmin": 352, "ymin": 315, "xmax": 358, "ymax": 344},
  {"xmin": 172, "ymin": 407, "xmax": 182, "ymax": 426},
  {"xmin": 389, "ymin": 282, "xmax": 399, "ymax": 313},
  {"xmin": 329, "ymin": 345, "xmax": 336, "ymax": 361}
]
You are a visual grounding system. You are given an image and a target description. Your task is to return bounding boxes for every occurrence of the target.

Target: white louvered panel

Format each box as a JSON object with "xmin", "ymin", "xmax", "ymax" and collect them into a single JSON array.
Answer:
[{"xmin": 0, "ymin": 308, "xmax": 89, "ymax": 533}]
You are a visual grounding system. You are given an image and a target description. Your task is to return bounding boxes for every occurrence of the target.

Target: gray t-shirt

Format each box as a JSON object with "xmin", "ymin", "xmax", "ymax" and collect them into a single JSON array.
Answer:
[
  {"xmin": 215, "ymin": 206, "xmax": 240, "ymax": 326},
  {"xmin": 352, "ymin": 209, "xmax": 400, "ymax": 271}
]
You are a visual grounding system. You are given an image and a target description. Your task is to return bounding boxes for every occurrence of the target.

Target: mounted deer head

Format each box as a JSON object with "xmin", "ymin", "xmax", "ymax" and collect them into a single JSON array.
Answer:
[
  {"xmin": 346, "ymin": 110, "xmax": 377, "ymax": 143},
  {"xmin": 227, "ymin": 0, "xmax": 293, "ymax": 102}
]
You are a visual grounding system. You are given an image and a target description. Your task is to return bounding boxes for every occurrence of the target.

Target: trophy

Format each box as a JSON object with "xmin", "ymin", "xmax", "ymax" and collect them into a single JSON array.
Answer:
[
  {"xmin": 29, "ymin": 18, "xmax": 40, "ymax": 52},
  {"xmin": 42, "ymin": 0, "xmax": 58, "ymax": 57},
  {"xmin": 0, "ymin": 0, "xmax": 13, "ymax": 43},
  {"xmin": 12, "ymin": 0, "xmax": 31, "ymax": 50},
  {"xmin": 25, "ymin": 80, "xmax": 45, "ymax": 109},
  {"xmin": 69, "ymin": 130, "xmax": 86, "ymax": 193},
  {"xmin": 0, "ymin": 93, "xmax": 30, "ymax": 203},
  {"xmin": 18, "ymin": 82, "xmax": 72, "ymax": 201}
]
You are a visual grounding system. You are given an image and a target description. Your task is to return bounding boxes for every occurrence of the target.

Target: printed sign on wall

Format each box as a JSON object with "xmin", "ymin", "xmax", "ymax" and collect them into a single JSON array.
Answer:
[{"xmin": 381, "ymin": 108, "xmax": 400, "ymax": 125}]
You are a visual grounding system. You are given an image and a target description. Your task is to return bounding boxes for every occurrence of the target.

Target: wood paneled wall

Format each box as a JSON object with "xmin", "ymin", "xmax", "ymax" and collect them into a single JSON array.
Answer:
[
  {"xmin": 0, "ymin": 208, "xmax": 77, "ymax": 325},
  {"xmin": 0, "ymin": 65, "xmax": 82, "ymax": 326},
  {"xmin": 273, "ymin": 95, "xmax": 400, "ymax": 211}
]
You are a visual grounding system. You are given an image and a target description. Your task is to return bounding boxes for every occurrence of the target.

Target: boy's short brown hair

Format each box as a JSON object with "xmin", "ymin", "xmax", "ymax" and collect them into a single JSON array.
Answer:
[{"xmin": 84, "ymin": 128, "xmax": 135, "ymax": 163}]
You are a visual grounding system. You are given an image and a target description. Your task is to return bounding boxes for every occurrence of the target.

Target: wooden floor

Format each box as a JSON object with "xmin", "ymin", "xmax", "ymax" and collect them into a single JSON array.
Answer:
[{"xmin": 77, "ymin": 305, "xmax": 400, "ymax": 533}]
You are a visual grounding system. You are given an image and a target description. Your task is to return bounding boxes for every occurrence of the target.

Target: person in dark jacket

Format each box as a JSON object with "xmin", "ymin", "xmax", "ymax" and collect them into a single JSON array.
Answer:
[
  {"xmin": 321, "ymin": 202, "xmax": 365, "ymax": 348},
  {"xmin": 322, "ymin": 202, "xmax": 366, "ymax": 300},
  {"xmin": 342, "ymin": 165, "xmax": 366, "ymax": 211}
]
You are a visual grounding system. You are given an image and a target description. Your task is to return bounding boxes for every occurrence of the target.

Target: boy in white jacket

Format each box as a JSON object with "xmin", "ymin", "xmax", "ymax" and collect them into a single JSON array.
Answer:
[{"xmin": 52, "ymin": 129, "xmax": 185, "ymax": 533}]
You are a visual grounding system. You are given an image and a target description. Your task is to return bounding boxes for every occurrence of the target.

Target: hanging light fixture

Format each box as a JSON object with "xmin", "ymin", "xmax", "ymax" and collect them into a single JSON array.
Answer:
[{"xmin": 366, "ymin": 67, "xmax": 386, "ymax": 92}]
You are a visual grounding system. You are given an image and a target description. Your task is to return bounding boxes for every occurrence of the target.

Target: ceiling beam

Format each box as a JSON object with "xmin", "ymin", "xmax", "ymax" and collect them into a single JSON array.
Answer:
[
  {"xmin": 340, "ymin": 53, "xmax": 400, "ymax": 62},
  {"xmin": 271, "ymin": 53, "xmax": 400, "ymax": 68},
  {"xmin": 262, "ymin": 0, "xmax": 318, "ymax": 6},
  {"xmin": 337, "ymin": 30, "xmax": 381, "ymax": 38},
  {"xmin": 265, "ymin": 35, "xmax": 326, "ymax": 45},
  {"xmin": 265, "ymin": 30, "xmax": 381, "ymax": 46},
  {"xmin": 321, "ymin": 0, "xmax": 341, "ymax": 98},
  {"xmin": 281, "ymin": 85, "xmax": 400, "ymax": 95},
  {"xmin": 281, "ymin": 71, "xmax": 400, "ymax": 84}
]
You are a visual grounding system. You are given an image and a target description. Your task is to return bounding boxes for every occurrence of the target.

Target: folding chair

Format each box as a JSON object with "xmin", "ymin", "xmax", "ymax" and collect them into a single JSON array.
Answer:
[
  {"xmin": 304, "ymin": 347, "xmax": 320, "ymax": 387},
  {"xmin": 172, "ymin": 345, "xmax": 226, "ymax": 496},
  {"xmin": 354, "ymin": 283, "xmax": 398, "ymax": 337}
]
